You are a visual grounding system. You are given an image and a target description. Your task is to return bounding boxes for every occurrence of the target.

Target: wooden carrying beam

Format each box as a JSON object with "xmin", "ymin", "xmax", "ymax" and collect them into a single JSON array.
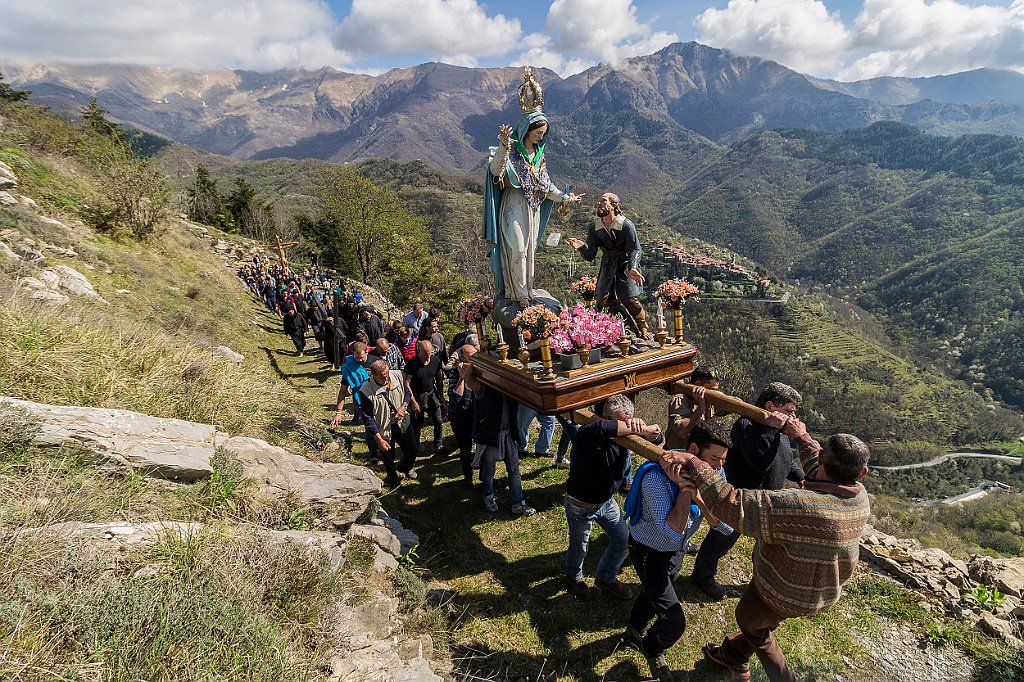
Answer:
[
  {"xmin": 571, "ymin": 408, "xmax": 669, "ymax": 464},
  {"xmin": 671, "ymin": 382, "xmax": 771, "ymax": 426}
]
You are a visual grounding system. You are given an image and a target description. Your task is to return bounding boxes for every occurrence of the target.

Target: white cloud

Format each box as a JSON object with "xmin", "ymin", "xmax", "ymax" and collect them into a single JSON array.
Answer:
[
  {"xmin": 514, "ymin": 0, "xmax": 678, "ymax": 76},
  {"xmin": 332, "ymin": 0, "xmax": 521, "ymax": 66},
  {"xmin": 695, "ymin": 0, "xmax": 852, "ymax": 74},
  {"xmin": 0, "ymin": 0, "xmax": 352, "ymax": 70},
  {"xmin": 693, "ymin": 0, "xmax": 1024, "ymax": 80},
  {"xmin": 840, "ymin": 0, "xmax": 1024, "ymax": 79}
]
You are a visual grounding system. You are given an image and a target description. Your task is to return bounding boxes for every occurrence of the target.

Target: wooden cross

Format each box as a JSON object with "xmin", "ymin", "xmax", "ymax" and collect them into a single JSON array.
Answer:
[{"xmin": 260, "ymin": 234, "xmax": 300, "ymax": 270}]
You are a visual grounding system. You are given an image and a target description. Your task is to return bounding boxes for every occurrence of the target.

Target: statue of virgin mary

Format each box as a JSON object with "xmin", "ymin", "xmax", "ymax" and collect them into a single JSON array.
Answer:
[{"xmin": 483, "ymin": 67, "xmax": 580, "ymax": 322}]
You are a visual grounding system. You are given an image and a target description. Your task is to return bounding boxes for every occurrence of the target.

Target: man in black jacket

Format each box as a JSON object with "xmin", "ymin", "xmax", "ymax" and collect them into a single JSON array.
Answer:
[{"xmin": 690, "ymin": 382, "xmax": 806, "ymax": 600}]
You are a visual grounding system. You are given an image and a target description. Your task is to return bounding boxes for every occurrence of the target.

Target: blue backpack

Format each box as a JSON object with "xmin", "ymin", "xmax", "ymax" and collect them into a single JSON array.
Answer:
[{"xmin": 624, "ymin": 461, "xmax": 700, "ymax": 524}]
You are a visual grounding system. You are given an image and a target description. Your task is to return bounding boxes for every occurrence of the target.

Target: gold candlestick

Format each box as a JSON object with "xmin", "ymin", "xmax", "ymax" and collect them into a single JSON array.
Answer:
[
  {"xmin": 496, "ymin": 342, "xmax": 510, "ymax": 363},
  {"xmin": 475, "ymin": 320, "xmax": 490, "ymax": 352},
  {"xmin": 655, "ymin": 320, "xmax": 669, "ymax": 347},
  {"xmin": 673, "ymin": 307, "xmax": 684, "ymax": 345},
  {"xmin": 539, "ymin": 338, "xmax": 556, "ymax": 381}
]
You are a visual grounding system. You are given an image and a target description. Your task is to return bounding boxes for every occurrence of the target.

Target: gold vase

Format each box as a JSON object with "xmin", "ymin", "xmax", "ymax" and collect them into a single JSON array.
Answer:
[
  {"xmin": 518, "ymin": 345, "xmax": 531, "ymax": 372},
  {"xmin": 539, "ymin": 338, "xmax": 556, "ymax": 380},
  {"xmin": 673, "ymin": 307, "xmax": 684, "ymax": 344},
  {"xmin": 618, "ymin": 336, "xmax": 632, "ymax": 357},
  {"xmin": 576, "ymin": 346, "xmax": 591, "ymax": 367}
]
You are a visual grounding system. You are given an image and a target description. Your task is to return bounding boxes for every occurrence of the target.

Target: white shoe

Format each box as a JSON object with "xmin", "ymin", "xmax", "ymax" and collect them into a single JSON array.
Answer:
[{"xmin": 553, "ymin": 456, "xmax": 570, "ymax": 470}]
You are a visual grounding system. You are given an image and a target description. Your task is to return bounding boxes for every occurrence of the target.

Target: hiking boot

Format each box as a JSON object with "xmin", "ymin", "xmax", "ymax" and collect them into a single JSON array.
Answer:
[
  {"xmin": 483, "ymin": 495, "xmax": 499, "ymax": 513},
  {"xmin": 565, "ymin": 578, "xmax": 592, "ymax": 601},
  {"xmin": 692, "ymin": 577, "xmax": 728, "ymax": 600},
  {"xmin": 511, "ymin": 501, "xmax": 536, "ymax": 516},
  {"xmin": 594, "ymin": 578, "xmax": 632, "ymax": 600},
  {"xmin": 622, "ymin": 623, "xmax": 648, "ymax": 650},
  {"xmin": 553, "ymin": 455, "xmax": 571, "ymax": 470},
  {"xmin": 645, "ymin": 652, "xmax": 674, "ymax": 682},
  {"xmin": 703, "ymin": 643, "xmax": 751, "ymax": 681}
]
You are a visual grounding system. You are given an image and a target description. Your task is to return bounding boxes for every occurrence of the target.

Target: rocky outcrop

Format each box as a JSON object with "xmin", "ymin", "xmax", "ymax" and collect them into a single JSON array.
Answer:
[
  {"xmin": 214, "ymin": 345, "xmax": 244, "ymax": 362},
  {"xmin": 223, "ymin": 435, "xmax": 381, "ymax": 528},
  {"xmin": 861, "ymin": 528, "xmax": 1023, "ymax": 646},
  {"xmin": 1, "ymin": 397, "xmax": 221, "ymax": 480},
  {"xmin": 15, "ymin": 265, "xmax": 108, "ymax": 305},
  {"xmin": 1, "ymin": 398, "xmax": 383, "ymax": 528},
  {"xmin": 0, "ymin": 160, "xmax": 17, "ymax": 189}
]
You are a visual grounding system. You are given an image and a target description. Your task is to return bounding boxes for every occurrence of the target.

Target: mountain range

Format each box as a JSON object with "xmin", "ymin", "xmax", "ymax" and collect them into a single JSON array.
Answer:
[{"xmin": 7, "ymin": 42, "xmax": 1024, "ymax": 181}]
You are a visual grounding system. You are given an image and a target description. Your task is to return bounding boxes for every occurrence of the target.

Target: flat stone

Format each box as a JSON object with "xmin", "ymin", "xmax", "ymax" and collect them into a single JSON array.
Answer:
[
  {"xmin": 28, "ymin": 288, "xmax": 69, "ymax": 305},
  {"xmin": 214, "ymin": 345, "xmax": 244, "ymax": 363},
  {"xmin": 0, "ymin": 241, "xmax": 18, "ymax": 260},
  {"xmin": 349, "ymin": 523, "xmax": 401, "ymax": 557},
  {"xmin": 18, "ymin": 195, "xmax": 37, "ymax": 209},
  {"xmin": 378, "ymin": 510, "xmax": 419, "ymax": 555},
  {"xmin": 978, "ymin": 612, "xmax": 1018, "ymax": 643},
  {"xmin": 0, "ymin": 163, "xmax": 16, "ymax": 189},
  {"xmin": 49, "ymin": 265, "xmax": 108, "ymax": 303},
  {"xmin": 398, "ymin": 635, "xmax": 433, "ymax": 661},
  {"xmin": 223, "ymin": 435, "xmax": 382, "ymax": 528},
  {"xmin": 0, "ymin": 191, "xmax": 17, "ymax": 206},
  {"xmin": 969, "ymin": 556, "xmax": 1024, "ymax": 598},
  {"xmin": 372, "ymin": 544, "xmax": 399, "ymax": 573},
  {"xmin": 0, "ymin": 397, "xmax": 220, "ymax": 480}
]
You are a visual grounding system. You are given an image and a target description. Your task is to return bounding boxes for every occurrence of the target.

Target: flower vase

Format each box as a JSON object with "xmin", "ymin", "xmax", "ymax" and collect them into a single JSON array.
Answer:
[
  {"xmin": 539, "ymin": 338, "xmax": 556, "ymax": 380},
  {"xmin": 672, "ymin": 306, "xmax": 684, "ymax": 344},
  {"xmin": 618, "ymin": 336, "xmax": 632, "ymax": 357},
  {"xmin": 576, "ymin": 346, "xmax": 592, "ymax": 367},
  {"xmin": 582, "ymin": 291, "xmax": 595, "ymax": 306}
]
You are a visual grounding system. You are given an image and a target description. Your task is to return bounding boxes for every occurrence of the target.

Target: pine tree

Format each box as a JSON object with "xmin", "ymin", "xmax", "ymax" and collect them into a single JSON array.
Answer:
[
  {"xmin": 81, "ymin": 97, "xmax": 123, "ymax": 142},
  {"xmin": 0, "ymin": 72, "xmax": 30, "ymax": 103},
  {"xmin": 184, "ymin": 165, "xmax": 235, "ymax": 231}
]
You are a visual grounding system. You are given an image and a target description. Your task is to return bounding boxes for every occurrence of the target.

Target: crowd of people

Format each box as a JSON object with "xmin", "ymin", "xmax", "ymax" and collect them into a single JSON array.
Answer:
[{"xmin": 238, "ymin": 260, "xmax": 871, "ymax": 682}]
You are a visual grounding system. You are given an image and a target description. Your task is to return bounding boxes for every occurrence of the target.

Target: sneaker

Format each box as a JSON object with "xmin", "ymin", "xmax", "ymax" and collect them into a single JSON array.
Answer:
[
  {"xmin": 645, "ymin": 652, "xmax": 674, "ymax": 682},
  {"xmin": 510, "ymin": 501, "xmax": 536, "ymax": 516},
  {"xmin": 402, "ymin": 469, "xmax": 418, "ymax": 480},
  {"xmin": 622, "ymin": 623, "xmax": 648, "ymax": 650},
  {"xmin": 553, "ymin": 456, "xmax": 571, "ymax": 470},
  {"xmin": 702, "ymin": 643, "xmax": 750, "ymax": 681},
  {"xmin": 483, "ymin": 495, "xmax": 499, "ymax": 513},
  {"xmin": 594, "ymin": 578, "xmax": 632, "ymax": 600},
  {"xmin": 692, "ymin": 577, "xmax": 728, "ymax": 600},
  {"xmin": 565, "ymin": 577, "xmax": 592, "ymax": 601}
]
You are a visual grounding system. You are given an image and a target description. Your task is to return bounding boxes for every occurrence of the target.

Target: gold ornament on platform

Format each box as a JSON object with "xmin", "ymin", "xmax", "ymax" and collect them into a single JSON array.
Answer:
[{"xmin": 519, "ymin": 67, "xmax": 544, "ymax": 114}]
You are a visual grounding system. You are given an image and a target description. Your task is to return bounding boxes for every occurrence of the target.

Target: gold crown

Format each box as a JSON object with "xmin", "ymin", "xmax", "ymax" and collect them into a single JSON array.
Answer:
[{"xmin": 518, "ymin": 67, "xmax": 544, "ymax": 115}]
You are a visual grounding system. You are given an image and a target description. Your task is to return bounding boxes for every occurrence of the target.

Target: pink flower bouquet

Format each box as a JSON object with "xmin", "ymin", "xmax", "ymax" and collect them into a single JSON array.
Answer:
[{"xmin": 548, "ymin": 304, "xmax": 624, "ymax": 353}]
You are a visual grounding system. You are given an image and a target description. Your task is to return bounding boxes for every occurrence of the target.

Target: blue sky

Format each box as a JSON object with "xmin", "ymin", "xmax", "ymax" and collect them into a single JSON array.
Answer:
[{"xmin": 1, "ymin": 1, "xmax": 1022, "ymax": 80}]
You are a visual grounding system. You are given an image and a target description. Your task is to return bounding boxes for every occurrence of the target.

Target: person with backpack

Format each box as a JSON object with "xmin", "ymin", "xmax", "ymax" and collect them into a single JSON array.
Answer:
[{"xmin": 622, "ymin": 420, "xmax": 732, "ymax": 682}]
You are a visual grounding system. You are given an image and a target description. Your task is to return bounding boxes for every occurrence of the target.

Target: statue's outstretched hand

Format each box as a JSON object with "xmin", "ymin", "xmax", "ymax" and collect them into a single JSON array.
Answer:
[
  {"xmin": 565, "ymin": 192, "xmax": 584, "ymax": 204},
  {"xmin": 566, "ymin": 237, "xmax": 585, "ymax": 249},
  {"xmin": 498, "ymin": 124, "xmax": 513, "ymax": 148},
  {"xmin": 628, "ymin": 268, "xmax": 645, "ymax": 286}
]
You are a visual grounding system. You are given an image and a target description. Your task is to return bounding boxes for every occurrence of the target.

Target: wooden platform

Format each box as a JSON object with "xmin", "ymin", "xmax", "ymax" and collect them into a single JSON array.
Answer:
[{"xmin": 471, "ymin": 343, "xmax": 697, "ymax": 415}]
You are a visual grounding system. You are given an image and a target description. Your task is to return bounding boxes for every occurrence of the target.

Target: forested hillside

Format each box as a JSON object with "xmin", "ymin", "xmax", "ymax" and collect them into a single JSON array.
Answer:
[{"xmin": 663, "ymin": 122, "xmax": 1024, "ymax": 409}]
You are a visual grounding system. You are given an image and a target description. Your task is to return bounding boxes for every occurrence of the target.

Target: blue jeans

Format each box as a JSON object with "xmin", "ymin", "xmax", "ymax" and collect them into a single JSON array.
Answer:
[
  {"xmin": 564, "ymin": 497, "xmax": 630, "ymax": 583},
  {"xmin": 556, "ymin": 414, "xmax": 578, "ymax": 460},
  {"xmin": 480, "ymin": 446, "xmax": 524, "ymax": 503},
  {"xmin": 516, "ymin": 407, "xmax": 555, "ymax": 454}
]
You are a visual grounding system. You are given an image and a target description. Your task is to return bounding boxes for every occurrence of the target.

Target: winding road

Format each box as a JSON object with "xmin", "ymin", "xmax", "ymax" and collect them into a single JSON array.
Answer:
[{"xmin": 873, "ymin": 452, "xmax": 1022, "ymax": 471}]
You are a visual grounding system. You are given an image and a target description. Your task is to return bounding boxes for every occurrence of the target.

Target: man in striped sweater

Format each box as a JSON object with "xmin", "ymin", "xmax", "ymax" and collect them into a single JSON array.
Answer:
[{"xmin": 664, "ymin": 421, "xmax": 870, "ymax": 682}]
